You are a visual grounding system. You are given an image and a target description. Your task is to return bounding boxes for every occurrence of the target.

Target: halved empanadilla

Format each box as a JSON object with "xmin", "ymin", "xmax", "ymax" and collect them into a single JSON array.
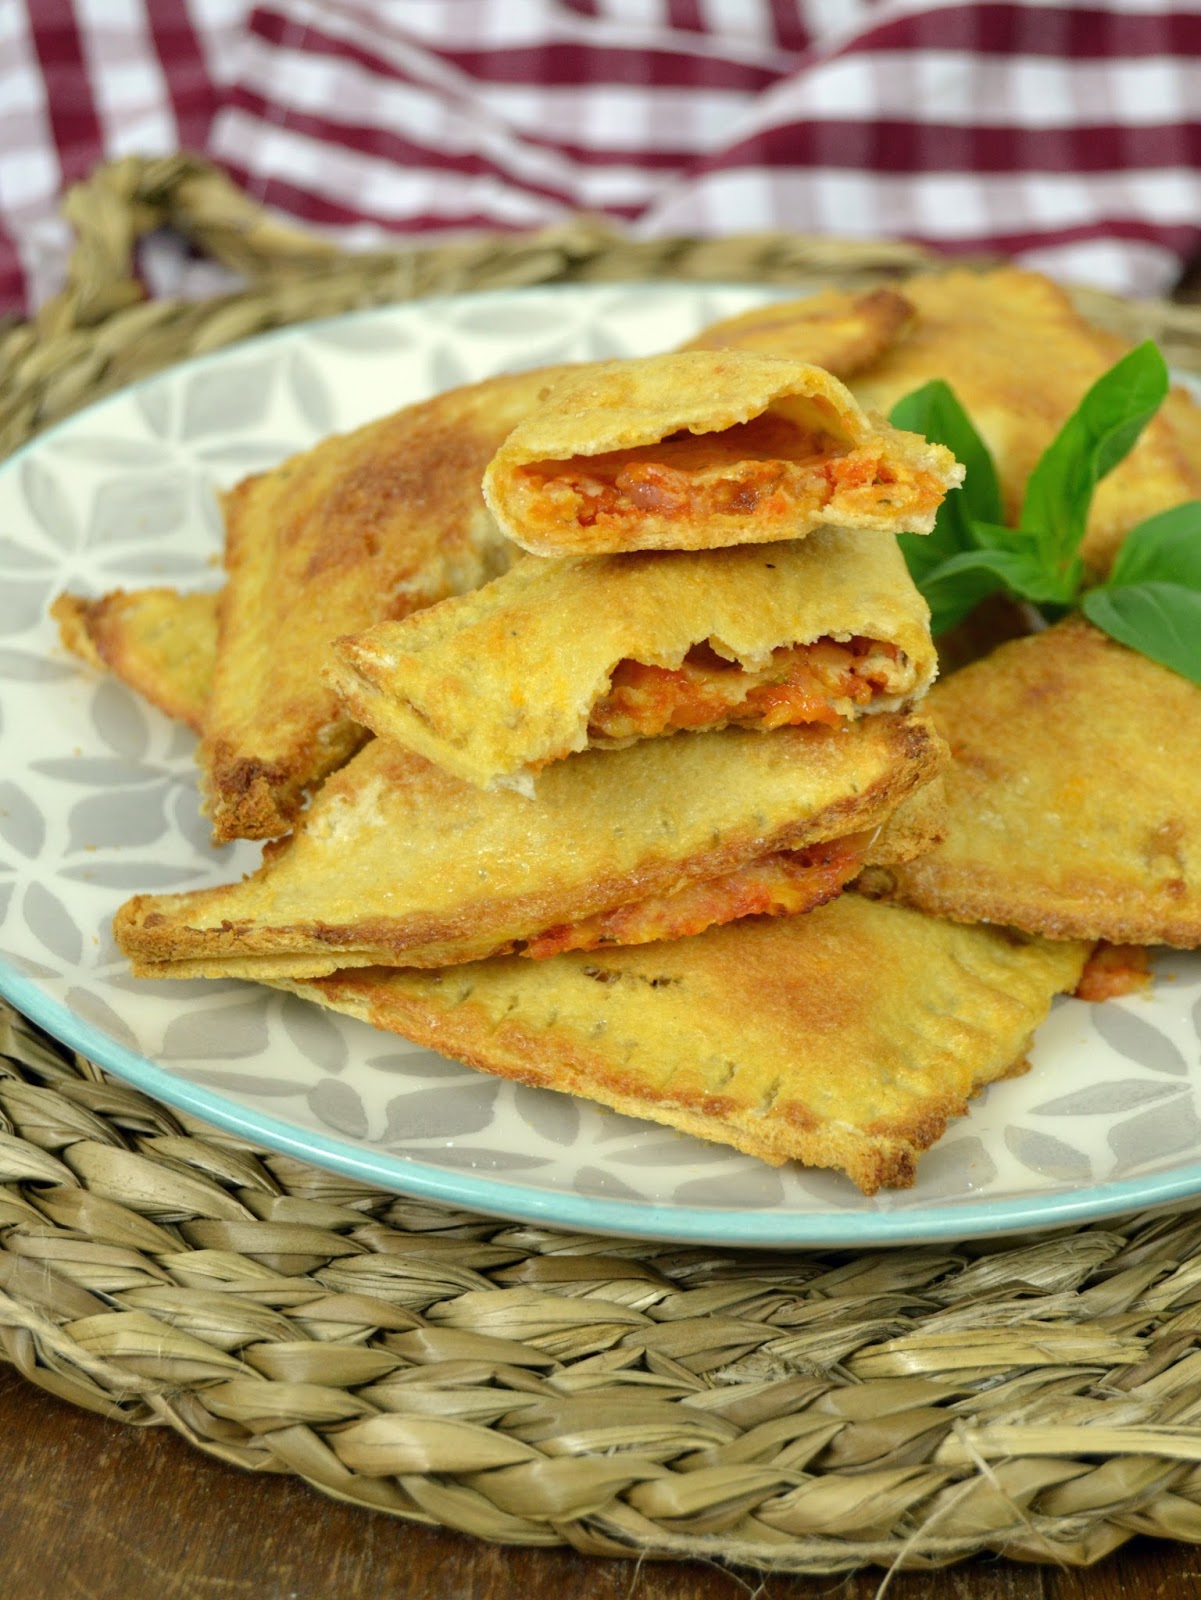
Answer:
[
  {"xmin": 282, "ymin": 897, "xmax": 1088, "ymax": 1194},
  {"xmin": 482, "ymin": 350, "xmax": 962, "ymax": 556},
  {"xmin": 114, "ymin": 713, "xmax": 947, "ymax": 980},
  {"xmin": 327, "ymin": 527, "xmax": 937, "ymax": 792}
]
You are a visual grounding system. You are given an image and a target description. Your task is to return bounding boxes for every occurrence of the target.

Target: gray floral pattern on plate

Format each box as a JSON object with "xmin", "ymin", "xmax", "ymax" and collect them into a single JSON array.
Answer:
[{"xmin": 1, "ymin": 283, "xmax": 1200, "ymax": 1246}]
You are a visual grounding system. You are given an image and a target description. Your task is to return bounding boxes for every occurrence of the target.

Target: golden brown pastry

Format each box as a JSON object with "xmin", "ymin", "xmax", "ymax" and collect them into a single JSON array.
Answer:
[
  {"xmin": 680, "ymin": 285, "xmax": 915, "ymax": 377},
  {"xmin": 328, "ymin": 528, "xmax": 937, "ymax": 790},
  {"xmin": 858, "ymin": 615, "xmax": 1201, "ymax": 946},
  {"xmin": 114, "ymin": 713, "xmax": 947, "ymax": 979},
  {"xmin": 482, "ymin": 351, "xmax": 963, "ymax": 556},
  {"xmin": 847, "ymin": 267, "xmax": 1201, "ymax": 576},
  {"xmin": 198, "ymin": 365, "xmax": 574, "ymax": 844},
  {"xmin": 52, "ymin": 587, "xmax": 218, "ymax": 733},
  {"xmin": 283, "ymin": 897, "xmax": 1088, "ymax": 1193}
]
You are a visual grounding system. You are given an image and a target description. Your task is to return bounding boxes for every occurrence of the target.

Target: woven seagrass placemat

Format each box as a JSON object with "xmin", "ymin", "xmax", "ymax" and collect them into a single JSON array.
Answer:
[{"xmin": 6, "ymin": 154, "xmax": 1201, "ymax": 1577}]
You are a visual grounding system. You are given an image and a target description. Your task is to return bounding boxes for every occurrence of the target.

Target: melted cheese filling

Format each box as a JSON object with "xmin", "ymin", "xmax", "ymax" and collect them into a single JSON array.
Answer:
[
  {"xmin": 523, "ymin": 833, "xmax": 869, "ymax": 961},
  {"xmin": 588, "ymin": 636, "xmax": 904, "ymax": 743},
  {"xmin": 520, "ymin": 413, "xmax": 913, "ymax": 531}
]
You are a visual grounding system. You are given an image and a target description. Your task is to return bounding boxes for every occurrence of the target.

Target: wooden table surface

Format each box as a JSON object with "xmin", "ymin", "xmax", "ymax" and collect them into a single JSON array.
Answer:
[{"xmin": 4, "ymin": 1368, "xmax": 1200, "ymax": 1600}]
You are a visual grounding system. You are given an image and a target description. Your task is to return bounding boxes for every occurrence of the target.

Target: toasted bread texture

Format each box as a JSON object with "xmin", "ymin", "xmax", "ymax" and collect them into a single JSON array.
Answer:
[
  {"xmin": 849, "ymin": 267, "xmax": 1201, "ymax": 577},
  {"xmin": 114, "ymin": 713, "xmax": 947, "ymax": 979},
  {"xmin": 283, "ymin": 897, "xmax": 1087, "ymax": 1193},
  {"xmin": 198, "ymin": 365, "xmax": 574, "ymax": 843},
  {"xmin": 483, "ymin": 350, "xmax": 963, "ymax": 555},
  {"xmin": 328, "ymin": 528, "xmax": 937, "ymax": 789},
  {"xmin": 52, "ymin": 587, "xmax": 219, "ymax": 732},
  {"xmin": 857, "ymin": 616, "xmax": 1201, "ymax": 946}
]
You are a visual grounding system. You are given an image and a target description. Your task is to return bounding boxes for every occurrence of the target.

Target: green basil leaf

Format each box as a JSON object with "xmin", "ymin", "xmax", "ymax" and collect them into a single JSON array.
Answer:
[
  {"xmin": 890, "ymin": 380, "xmax": 1004, "ymax": 590},
  {"xmin": 921, "ymin": 567, "xmax": 1007, "ymax": 637},
  {"xmin": 896, "ymin": 478, "xmax": 976, "ymax": 587},
  {"xmin": 889, "ymin": 379, "xmax": 1003, "ymax": 524},
  {"xmin": 1081, "ymin": 581, "xmax": 1201, "ymax": 687},
  {"xmin": 969, "ymin": 519, "xmax": 1082, "ymax": 602},
  {"xmin": 969, "ymin": 519, "xmax": 1039, "ymax": 554},
  {"xmin": 1019, "ymin": 340, "xmax": 1169, "ymax": 575},
  {"xmin": 920, "ymin": 546, "xmax": 1063, "ymax": 634},
  {"xmin": 897, "ymin": 520, "xmax": 964, "ymax": 587},
  {"xmin": 1105, "ymin": 501, "xmax": 1201, "ymax": 590}
]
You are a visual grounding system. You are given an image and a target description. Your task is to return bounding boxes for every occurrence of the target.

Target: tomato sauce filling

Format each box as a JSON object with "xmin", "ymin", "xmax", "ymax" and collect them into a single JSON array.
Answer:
[
  {"xmin": 1074, "ymin": 943, "xmax": 1153, "ymax": 1002},
  {"xmin": 588, "ymin": 636, "xmax": 903, "ymax": 743},
  {"xmin": 523, "ymin": 833, "xmax": 869, "ymax": 961},
  {"xmin": 520, "ymin": 413, "xmax": 911, "ymax": 531}
]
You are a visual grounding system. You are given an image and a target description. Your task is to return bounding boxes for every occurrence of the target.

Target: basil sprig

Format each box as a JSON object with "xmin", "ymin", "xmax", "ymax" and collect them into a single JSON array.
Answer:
[
  {"xmin": 1081, "ymin": 501, "xmax": 1201, "ymax": 682},
  {"xmin": 888, "ymin": 340, "xmax": 1201, "ymax": 688}
]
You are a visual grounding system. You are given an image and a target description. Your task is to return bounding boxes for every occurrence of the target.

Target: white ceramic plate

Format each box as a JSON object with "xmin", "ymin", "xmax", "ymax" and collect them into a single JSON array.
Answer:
[{"xmin": 2, "ymin": 281, "xmax": 1200, "ymax": 1248}]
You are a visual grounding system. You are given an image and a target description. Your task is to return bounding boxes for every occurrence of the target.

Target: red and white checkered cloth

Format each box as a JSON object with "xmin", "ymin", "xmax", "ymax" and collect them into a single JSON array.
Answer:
[{"xmin": 6, "ymin": 0, "xmax": 1201, "ymax": 316}]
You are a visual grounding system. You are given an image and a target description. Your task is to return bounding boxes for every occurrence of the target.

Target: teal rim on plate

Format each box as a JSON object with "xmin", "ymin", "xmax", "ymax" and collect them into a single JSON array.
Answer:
[
  {"xmin": 2, "ymin": 283, "xmax": 1200, "ymax": 1249},
  {"xmin": 8, "ymin": 959, "xmax": 1201, "ymax": 1247}
]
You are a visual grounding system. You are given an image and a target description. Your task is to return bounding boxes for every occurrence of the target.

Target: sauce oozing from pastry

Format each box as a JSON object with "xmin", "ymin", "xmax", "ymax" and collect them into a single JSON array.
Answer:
[
  {"xmin": 523, "ymin": 833, "xmax": 869, "ymax": 960},
  {"xmin": 588, "ymin": 636, "xmax": 904, "ymax": 742},
  {"xmin": 1074, "ymin": 942, "xmax": 1152, "ymax": 1001}
]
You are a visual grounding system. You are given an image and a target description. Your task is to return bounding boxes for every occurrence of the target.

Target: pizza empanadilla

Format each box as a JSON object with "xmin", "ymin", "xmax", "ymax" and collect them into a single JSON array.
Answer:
[
  {"xmin": 328, "ymin": 527, "xmax": 937, "ymax": 791},
  {"xmin": 283, "ymin": 897, "xmax": 1087, "ymax": 1194},
  {"xmin": 482, "ymin": 350, "xmax": 963, "ymax": 556},
  {"xmin": 115, "ymin": 714, "xmax": 947, "ymax": 979}
]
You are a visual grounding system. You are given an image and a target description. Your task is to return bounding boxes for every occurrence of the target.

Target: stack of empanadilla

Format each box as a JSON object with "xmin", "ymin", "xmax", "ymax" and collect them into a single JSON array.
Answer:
[
  {"xmin": 57, "ymin": 326, "xmax": 1114, "ymax": 1194},
  {"xmin": 114, "ymin": 350, "xmax": 961, "ymax": 977}
]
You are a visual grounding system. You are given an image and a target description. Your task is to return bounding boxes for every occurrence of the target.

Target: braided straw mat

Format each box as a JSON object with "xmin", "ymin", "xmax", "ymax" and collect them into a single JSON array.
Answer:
[{"xmin": 8, "ymin": 154, "xmax": 1201, "ymax": 1577}]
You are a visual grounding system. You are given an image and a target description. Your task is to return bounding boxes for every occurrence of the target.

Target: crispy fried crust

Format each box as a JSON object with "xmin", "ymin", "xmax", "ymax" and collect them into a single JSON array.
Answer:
[
  {"xmin": 483, "ymin": 351, "xmax": 962, "ymax": 556},
  {"xmin": 282, "ymin": 898, "xmax": 1087, "ymax": 1194},
  {"xmin": 857, "ymin": 616, "xmax": 1201, "ymax": 946},
  {"xmin": 52, "ymin": 588, "xmax": 218, "ymax": 732},
  {"xmin": 327, "ymin": 529, "xmax": 937, "ymax": 789},
  {"xmin": 114, "ymin": 713, "xmax": 948, "ymax": 979},
  {"xmin": 199, "ymin": 365, "xmax": 575, "ymax": 843},
  {"xmin": 681, "ymin": 287, "xmax": 916, "ymax": 377},
  {"xmin": 850, "ymin": 267, "xmax": 1201, "ymax": 577}
]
